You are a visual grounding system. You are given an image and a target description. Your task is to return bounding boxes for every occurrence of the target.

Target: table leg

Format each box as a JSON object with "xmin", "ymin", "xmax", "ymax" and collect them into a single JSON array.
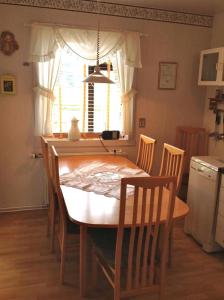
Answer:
[{"xmin": 80, "ymin": 224, "xmax": 87, "ymax": 297}]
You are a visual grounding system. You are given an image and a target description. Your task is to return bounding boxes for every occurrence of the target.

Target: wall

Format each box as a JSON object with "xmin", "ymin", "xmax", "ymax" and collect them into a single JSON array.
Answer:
[
  {"xmin": 0, "ymin": 4, "xmax": 211, "ymax": 210},
  {"xmin": 135, "ymin": 21, "xmax": 211, "ymax": 170},
  {"xmin": 203, "ymin": 12, "xmax": 224, "ymax": 156}
]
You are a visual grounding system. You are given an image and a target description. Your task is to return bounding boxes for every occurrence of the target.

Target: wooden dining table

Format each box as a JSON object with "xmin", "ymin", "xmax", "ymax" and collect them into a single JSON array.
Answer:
[{"xmin": 59, "ymin": 154, "xmax": 189, "ymax": 297}]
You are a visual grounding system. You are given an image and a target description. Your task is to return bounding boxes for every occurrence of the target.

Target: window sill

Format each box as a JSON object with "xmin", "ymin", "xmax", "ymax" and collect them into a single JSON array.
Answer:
[{"xmin": 45, "ymin": 137, "xmax": 136, "ymax": 152}]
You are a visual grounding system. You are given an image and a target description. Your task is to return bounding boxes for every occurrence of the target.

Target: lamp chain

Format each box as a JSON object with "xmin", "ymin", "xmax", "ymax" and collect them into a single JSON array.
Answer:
[
  {"xmin": 96, "ymin": 22, "xmax": 100, "ymax": 67},
  {"xmin": 96, "ymin": 0, "xmax": 100, "ymax": 68}
]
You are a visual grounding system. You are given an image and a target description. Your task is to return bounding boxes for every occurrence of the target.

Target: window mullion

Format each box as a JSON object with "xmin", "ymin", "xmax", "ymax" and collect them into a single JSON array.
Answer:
[
  {"xmin": 82, "ymin": 64, "xmax": 87, "ymax": 132},
  {"xmin": 106, "ymin": 61, "xmax": 111, "ymax": 130},
  {"xmin": 58, "ymin": 85, "xmax": 63, "ymax": 137}
]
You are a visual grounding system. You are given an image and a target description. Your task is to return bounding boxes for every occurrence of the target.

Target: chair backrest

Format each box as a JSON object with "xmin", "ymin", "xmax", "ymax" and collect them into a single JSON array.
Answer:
[
  {"xmin": 175, "ymin": 126, "xmax": 208, "ymax": 174},
  {"xmin": 136, "ymin": 134, "xmax": 156, "ymax": 174},
  {"xmin": 115, "ymin": 176, "xmax": 177, "ymax": 297},
  {"xmin": 49, "ymin": 145, "xmax": 67, "ymax": 233},
  {"xmin": 40, "ymin": 136, "xmax": 51, "ymax": 181},
  {"xmin": 159, "ymin": 143, "xmax": 185, "ymax": 193}
]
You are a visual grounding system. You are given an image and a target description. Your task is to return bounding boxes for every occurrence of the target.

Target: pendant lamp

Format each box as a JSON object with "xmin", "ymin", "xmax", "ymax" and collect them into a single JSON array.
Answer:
[{"xmin": 83, "ymin": 1, "xmax": 114, "ymax": 84}]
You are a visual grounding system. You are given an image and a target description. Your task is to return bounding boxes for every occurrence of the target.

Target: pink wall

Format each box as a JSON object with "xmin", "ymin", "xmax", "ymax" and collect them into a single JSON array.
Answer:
[{"xmin": 0, "ymin": 4, "xmax": 211, "ymax": 210}]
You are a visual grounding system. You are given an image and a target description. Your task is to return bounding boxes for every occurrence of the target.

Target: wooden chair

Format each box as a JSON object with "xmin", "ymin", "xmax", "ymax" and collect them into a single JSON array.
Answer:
[
  {"xmin": 175, "ymin": 126, "xmax": 208, "ymax": 175},
  {"xmin": 136, "ymin": 134, "xmax": 156, "ymax": 174},
  {"xmin": 90, "ymin": 176, "xmax": 177, "ymax": 300},
  {"xmin": 159, "ymin": 143, "xmax": 185, "ymax": 266},
  {"xmin": 49, "ymin": 145, "xmax": 79, "ymax": 284},
  {"xmin": 159, "ymin": 143, "xmax": 185, "ymax": 194},
  {"xmin": 40, "ymin": 136, "xmax": 57, "ymax": 252}
]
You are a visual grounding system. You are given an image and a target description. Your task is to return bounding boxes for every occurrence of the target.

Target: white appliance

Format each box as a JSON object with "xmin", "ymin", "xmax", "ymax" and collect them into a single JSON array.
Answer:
[
  {"xmin": 215, "ymin": 173, "xmax": 224, "ymax": 247},
  {"xmin": 184, "ymin": 156, "xmax": 224, "ymax": 253}
]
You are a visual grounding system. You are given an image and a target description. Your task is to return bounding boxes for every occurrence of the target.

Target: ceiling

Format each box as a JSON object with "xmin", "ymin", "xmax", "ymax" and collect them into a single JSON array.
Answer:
[{"xmin": 102, "ymin": 0, "xmax": 224, "ymax": 15}]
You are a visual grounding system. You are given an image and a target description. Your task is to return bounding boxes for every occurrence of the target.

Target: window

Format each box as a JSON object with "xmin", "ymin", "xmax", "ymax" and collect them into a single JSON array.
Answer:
[
  {"xmin": 52, "ymin": 51, "xmax": 121, "ymax": 135},
  {"xmin": 30, "ymin": 26, "xmax": 141, "ymax": 138}
]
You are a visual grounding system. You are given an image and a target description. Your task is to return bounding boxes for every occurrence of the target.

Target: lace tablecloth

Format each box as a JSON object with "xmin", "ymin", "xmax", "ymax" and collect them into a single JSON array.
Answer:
[{"xmin": 60, "ymin": 162, "xmax": 149, "ymax": 199}]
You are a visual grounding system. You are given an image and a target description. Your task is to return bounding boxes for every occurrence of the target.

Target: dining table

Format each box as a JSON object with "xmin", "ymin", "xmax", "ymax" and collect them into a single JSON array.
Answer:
[{"xmin": 59, "ymin": 153, "xmax": 189, "ymax": 297}]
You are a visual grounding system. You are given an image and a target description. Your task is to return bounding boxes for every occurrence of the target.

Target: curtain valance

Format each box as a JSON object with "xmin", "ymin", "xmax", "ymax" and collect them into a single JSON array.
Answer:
[{"xmin": 29, "ymin": 24, "xmax": 142, "ymax": 68}]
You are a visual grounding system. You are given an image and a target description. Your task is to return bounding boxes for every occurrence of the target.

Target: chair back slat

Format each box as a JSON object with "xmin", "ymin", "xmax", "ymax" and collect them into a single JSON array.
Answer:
[
  {"xmin": 148, "ymin": 185, "xmax": 163, "ymax": 286},
  {"xmin": 49, "ymin": 145, "xmax": 67, "ymax": 234},
  {"xmin": 115, "ymin": 176, "xmax": 177, "ymax": 295},
  {"xmin": 142, "ymin": 187, "xmax": 154, "ymax": 287},
  {"xmin": 50, "ymin": 146, "xmax": 60, "ymax": 191},
  {"xmin": 40, "ymin": 136, "xmax": 51, "ymax": 182},
  {"xmin": 127, "ymin": 187, "xmax": 139, "ymax": 290},
  {"xmin": 136, "ymin": 135, "xmax": 156, "ymax": 174},
  {"xmin": 159, "ymin": 143, "xmax": 185, "ymax": 193},
  {"xmin": 40, "ymin": 136, "xmax": 58, "ymax": 252},
  {"xmin": 134, "ymin": 187, "xmax": 147, "ymax": 288}
]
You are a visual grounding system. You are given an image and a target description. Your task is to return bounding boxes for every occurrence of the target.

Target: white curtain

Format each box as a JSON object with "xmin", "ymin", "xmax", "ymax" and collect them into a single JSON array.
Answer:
[
  {"xmin": 30, "ymin": 25, "xmax": 61, "ymax": 136},
  {"xmin": 34, "ymin": 53, "xmax": 61, "ymax": 136},
  {"xmin": 29, "ymin": 25, "xmax": 58, "ymax": 62},
  {"xmin": 114, "ymin": 32, "xmax": 141, "ymax": 138},
  {"xmin": 29, "ymin": 24, "xmax": 142, "ymax": 136},
  {"xmin": 55, "ymin": 28, "xmax": 125, "ymax": 65}
]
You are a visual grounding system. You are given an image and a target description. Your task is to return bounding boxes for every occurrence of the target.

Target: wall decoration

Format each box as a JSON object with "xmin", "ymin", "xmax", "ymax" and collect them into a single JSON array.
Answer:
[
  {"xmin": 158, "ymin": 62, "xmax": 178, "ymax": 90},
  {"xmin": 0, "ymin": 0, "xmax": 213, "ymax": 27},
  {"xmin": 0, "ymin": 31, "xmax": 19, "ymax": 56},
  {"xmin": 0, "ymin": 75, "xmax": 16, "ymax": 95}
]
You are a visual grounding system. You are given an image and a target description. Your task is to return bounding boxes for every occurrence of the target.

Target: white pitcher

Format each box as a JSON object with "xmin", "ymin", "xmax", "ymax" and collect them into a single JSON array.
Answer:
[{"xmin": 68, "ymin": 116, "xmax": 81, "ymax": 141}]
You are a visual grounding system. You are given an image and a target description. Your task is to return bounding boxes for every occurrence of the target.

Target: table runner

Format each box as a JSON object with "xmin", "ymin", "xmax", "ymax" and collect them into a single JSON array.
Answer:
[{"xmin": 60, "ymin": 162, "xmax": 149, "ymax": 199}]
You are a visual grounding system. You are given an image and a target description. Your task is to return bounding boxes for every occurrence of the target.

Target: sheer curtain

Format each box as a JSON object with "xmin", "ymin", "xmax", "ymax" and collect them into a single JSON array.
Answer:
[
  {"xmin": 114, "ymin": 32, "xmax": 142, "ymax": 138},
  {"xmin": 34, "ymin": 53, "xmax": 61, "ymax": 135},
  {"xmin": 29, "ymin": 24, "xmax": 142, "ymax": 136},
  {"xmin": 30, "ymin": 25, "xmax": 61, "ymax": 136}
]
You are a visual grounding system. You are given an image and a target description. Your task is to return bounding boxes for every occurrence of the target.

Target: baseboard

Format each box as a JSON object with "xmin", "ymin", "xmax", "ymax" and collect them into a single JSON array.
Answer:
[{"xmin": 0, "ymin": 205, "xmax": 48, "ymax": 213}]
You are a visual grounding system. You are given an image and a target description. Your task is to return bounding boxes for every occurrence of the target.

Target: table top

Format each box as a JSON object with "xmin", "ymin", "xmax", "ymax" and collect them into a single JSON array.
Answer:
[{"xmin": 59, "ymin": 154, "xmax": 189, "ymax": 227}]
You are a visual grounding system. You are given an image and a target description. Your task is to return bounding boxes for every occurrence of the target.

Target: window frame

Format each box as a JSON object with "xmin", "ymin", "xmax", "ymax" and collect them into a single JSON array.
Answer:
[{"xmin": 52, "ymin": 60, "xmax": 121, "ymax": 136}]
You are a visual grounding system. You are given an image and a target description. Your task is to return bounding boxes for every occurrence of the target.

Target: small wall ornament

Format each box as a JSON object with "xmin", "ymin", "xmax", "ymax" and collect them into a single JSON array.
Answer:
[
  {"xmin": 0, "ymin": 31, "xmax": 19, "ymax": 56},
  {"xmin": 0, "ymin": 75, "xmax": 16, "ymax": 95}
]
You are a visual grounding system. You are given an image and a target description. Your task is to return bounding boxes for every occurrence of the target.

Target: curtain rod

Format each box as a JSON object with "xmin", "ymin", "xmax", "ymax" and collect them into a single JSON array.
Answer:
[{"xmin": 24, "ymin": 22, "xmax": 149, "ymax": 37}]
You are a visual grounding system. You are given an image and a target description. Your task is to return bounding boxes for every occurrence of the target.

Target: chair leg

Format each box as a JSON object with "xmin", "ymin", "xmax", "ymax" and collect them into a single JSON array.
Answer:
[
  {"xmin": 159, "ymin": 260, "xmax": 166, "ymax": 300},
  {"xmin": 91, "ymin": 246, "xmax": 98, "ymax": 290},
  {"xmin": 46, "ymin": 188, "xmax": 53, "ymax": 237},
  {"xmin": 50, "ymin": 205, "xmax": 57, "ymax": 253},
  {"xmin": 114, "ymin": 288, "xmax": 120, "ymax": 300},
  {"xmin": 159, "ymin": 286, "xmax": 165, "ymax": 300},
  {"xmin": 47, "ymin": 194, "xmax": 58, "ymax": 253},
  {"xmin": 60, "ymin": 239, "xmax": 66, "ymax": 284},
  {"xmin": 168, "ymin": 225, "xmax": 174, "ymax": 268},
  {"xmin": 46, "ymin": 207, "xmax": 50, "ymax": 237}
]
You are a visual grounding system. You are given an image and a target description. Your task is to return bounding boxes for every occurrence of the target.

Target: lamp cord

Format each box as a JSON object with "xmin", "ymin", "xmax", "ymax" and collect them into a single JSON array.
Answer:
[{"xmin": 99, "ymin": 134, "xmax": 110, "ymax": 152}]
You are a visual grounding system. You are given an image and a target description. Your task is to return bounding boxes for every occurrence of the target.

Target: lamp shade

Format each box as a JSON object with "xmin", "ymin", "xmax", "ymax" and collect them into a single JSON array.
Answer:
[
  {"xmin": 83, "ymin": 66, "xmax": 114, "ymax": 84},
  {"xmin": 82, "ymin": 4, "xmax": 114, "ymax": 85}
]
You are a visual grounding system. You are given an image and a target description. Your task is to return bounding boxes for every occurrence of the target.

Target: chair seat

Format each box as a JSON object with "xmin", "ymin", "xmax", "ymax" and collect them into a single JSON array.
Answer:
[
  {"xmin": 89, "ymin": 228, "xmax": 117, "ymax": 266},
  {"xmin": 67, "ymin": 220, "xmax": 80, "ymax": 234},
  {"xmin": 89, "ymin": 227, "xmax": 155, "ymax": 270}
]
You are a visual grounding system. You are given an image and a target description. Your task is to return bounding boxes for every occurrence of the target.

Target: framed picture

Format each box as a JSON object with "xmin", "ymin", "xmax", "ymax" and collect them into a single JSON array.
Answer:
[
  {"xmin": 158, "ymin": 62, "xmax": 178, "ymax": 90},
  {"xmin": 0, "ymin": 75, "xmax": 16, "ymax": 95}
]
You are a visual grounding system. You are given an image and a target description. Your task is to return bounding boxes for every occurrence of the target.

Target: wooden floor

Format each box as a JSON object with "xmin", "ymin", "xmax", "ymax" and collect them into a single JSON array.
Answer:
[{"xmin": 0, "ymin": 209, "xmax": 224, "ymax": 300}]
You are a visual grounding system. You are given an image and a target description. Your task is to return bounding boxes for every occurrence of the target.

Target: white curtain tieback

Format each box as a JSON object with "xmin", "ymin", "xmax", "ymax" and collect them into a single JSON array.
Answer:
[
  {"xmin": 121, "ymin": 89, "xmax": 137, "ymax": 104},
  {"xmin": 34, "ymin": 86, "xmax": 55, "ymax": 100}
]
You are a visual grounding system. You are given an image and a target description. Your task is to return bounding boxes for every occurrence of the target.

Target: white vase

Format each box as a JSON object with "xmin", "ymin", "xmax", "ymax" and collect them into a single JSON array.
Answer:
[{"xmin": 68, "ymin": 117, "xmax": 81, "ymax": 141}]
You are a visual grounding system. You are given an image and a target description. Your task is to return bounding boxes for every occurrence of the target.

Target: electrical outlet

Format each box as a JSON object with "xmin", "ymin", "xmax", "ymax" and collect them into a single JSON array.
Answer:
[{"xmin": 139, "ymin": 118, "xmax": 146, "ymax": 128}]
